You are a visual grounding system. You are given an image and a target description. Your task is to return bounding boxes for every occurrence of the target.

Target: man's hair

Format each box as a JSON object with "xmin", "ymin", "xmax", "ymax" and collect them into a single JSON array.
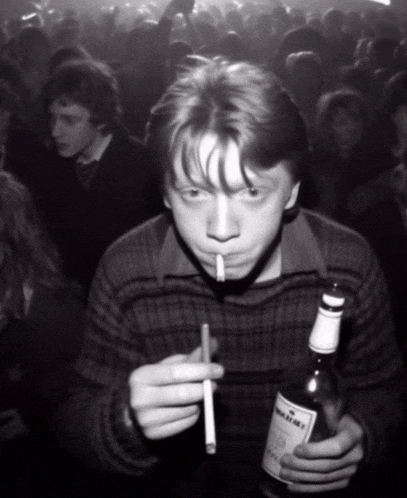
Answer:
[
  {"xmin": 145, "ymin": 57, "xmax": 308, "ymax": 188},
  {"xmin": 42, "ymin": 59, "xmax": 121, "ymax": 134}
]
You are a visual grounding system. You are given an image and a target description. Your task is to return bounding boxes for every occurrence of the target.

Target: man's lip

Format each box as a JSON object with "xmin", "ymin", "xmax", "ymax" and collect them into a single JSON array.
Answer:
[{"xmin": 204, "ymin": 254, "xmax": 239, "ymax": 267}]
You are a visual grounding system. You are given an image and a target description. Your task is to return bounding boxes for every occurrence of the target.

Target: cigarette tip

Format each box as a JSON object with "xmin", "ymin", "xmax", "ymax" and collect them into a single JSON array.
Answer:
[{"xmin": 206, "ymin": 443, "xmax": 216, "ymax": 455}]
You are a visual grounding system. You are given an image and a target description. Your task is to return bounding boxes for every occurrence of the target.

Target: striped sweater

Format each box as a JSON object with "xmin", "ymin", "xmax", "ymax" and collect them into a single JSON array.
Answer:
[{"xmin": 52, "ymin": 209, "xmax": 405, "ymax": 497}]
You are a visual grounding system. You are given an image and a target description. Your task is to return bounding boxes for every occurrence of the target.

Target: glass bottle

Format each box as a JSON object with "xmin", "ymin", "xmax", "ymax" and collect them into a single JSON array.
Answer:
[{"xmin": 260, "ymin": 284, "xmax": 345, "ymax": 498}]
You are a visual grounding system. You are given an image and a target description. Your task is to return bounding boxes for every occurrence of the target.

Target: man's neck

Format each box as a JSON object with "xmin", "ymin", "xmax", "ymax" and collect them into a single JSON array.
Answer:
[{"xmin": 77, "ymin": 132, "xmax": 113, "ymax": 164}]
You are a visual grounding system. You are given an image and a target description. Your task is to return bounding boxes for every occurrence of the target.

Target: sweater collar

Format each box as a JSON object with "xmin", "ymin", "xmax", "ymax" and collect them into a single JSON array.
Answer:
[{"xmin": 157, "ymin": 210, "xmax": 327, "ymax": 284}]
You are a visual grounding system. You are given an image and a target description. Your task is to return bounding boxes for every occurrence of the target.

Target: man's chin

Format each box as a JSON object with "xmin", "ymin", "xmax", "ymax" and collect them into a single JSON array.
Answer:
[{"xmin": 55, "ymin": 146, "xmax": 74, "ymax": 158}]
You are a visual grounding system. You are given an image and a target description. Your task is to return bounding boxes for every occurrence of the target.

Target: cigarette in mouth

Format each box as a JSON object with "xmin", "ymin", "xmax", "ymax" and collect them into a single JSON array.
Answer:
[{"xmin": 216, "ymin": 254, "xmax": 225, "ymax": 282}]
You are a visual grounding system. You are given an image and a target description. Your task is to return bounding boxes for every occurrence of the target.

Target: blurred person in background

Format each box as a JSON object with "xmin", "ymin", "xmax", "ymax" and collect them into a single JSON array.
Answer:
[
  {"xmin": 40, "ymin": 59, "xmax": 163, "ymax": 292},
  {"xmin": 284, "ymin": 50, "xmax": 325, "ymax": 134},
  {"xmin": 0, "ymin": 171, "xmax": 86, "ymax": 497},
  {"xmin": 300, "ymin": 89, "xmax": 396, "ymax": 223}
]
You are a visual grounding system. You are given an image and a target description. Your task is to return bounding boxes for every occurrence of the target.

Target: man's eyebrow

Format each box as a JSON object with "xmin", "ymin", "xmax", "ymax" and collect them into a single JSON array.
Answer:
[{"xmin": 174, "ymin": 178, "xmax": 211, "ymax": 188}]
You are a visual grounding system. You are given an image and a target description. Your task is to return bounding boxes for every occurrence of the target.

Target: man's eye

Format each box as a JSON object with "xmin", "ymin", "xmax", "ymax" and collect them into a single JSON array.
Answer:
[
  {"xmin": 248, "ymin": 187, "xmax": 259, "ymax": 197},
  {"xmin": 182, "ymin": 188, "xmax": 206, "ymax": 200},
  {"xmin": 238, "ymin": 187, "xmax": 266, "ymax": 201}
]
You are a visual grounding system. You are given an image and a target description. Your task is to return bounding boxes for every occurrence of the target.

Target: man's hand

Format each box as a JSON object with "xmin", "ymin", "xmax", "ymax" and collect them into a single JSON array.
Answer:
[
  {"xmin": 128, "ymin": 341, "xmax": 223, "ymax": 440},
  {"xmin": 279, "ymin": 414, "xmax": 364, "ymax": 493}
]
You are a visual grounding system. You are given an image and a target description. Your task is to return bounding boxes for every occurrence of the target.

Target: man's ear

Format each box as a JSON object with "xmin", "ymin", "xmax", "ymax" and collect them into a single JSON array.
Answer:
[
  {"xmin": 285, "ymin": 181, "xmax": 301, "ymax": 210},
  {"xmin": 163, "ymin": 191, "xmax": 171, "ymax": 210}
]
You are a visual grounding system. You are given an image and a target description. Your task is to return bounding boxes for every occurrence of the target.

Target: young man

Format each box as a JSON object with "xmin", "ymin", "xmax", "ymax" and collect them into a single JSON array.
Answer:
[
  {"xmin": 50, "ymin": 59, "xmax": 405, "ymax": 497},
  {"xmin": 39, "ymin": 59, "xmax": 163, "ymax": 290}
]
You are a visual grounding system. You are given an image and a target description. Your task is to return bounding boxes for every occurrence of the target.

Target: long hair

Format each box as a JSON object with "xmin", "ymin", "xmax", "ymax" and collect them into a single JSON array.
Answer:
[{"xmin": 0, "ymin": 172, "xmax": 63, "ymax": 324}]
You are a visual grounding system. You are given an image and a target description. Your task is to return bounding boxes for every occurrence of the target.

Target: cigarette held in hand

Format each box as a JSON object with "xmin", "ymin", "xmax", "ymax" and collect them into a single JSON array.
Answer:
[
  {"xmin": 201, "ymin": 323, "xmax": 216, "ymax": 455},
  {"xmin": 216, "ymin": 254, "xmax": 225, "ymax": 282}
]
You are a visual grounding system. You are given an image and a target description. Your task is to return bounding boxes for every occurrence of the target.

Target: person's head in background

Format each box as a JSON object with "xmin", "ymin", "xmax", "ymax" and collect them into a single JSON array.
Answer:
[
  {"xmin": 273, "ymin": 24, "xmax": 327, "ymax": 84},
  {"xmin": 285, "ymin": 51, "xmax": 324, "ymax": 115},
  {"xmin": 217, "ymin": 31, "xmax": 248, "ymax": 61},
  {"xmin": 167, "ymin": 40, "xmax": 193, "ymax": 84},
  {"xmin": 380, "ymin": 69, "xmax": 407, "ymax": 159},
  {"xmin": 322, "ymin": 8, "xmax": 345, "ymax": 38},
  {"xmin": 42, "ymin": 59, "xmax": 121, "ymax": 160},
  {"xmin": 146, "ymin": 57, "xmax": 308, "ymax": 283},
  {"xmin": 315, "ymin": 89, "xmax": 370, "ymax": 159},
  {"xmin": 342, "ymin": 10, "xmax": 363, "ymax": 39},
  {"xmin": 367, "ymin": 36, "xmax": 402, "ymax": 90},
  {"xmin": 0, "ymin": 172, "xmax": 62, "ymax": 326},
  {"xmin": 49, "ymin": 46, "xmax": 93, "ymax": 75},
  {"xmin": 51, "ymin": 15, "xmax": 82, "ymax": 49},
  {"xmin": 16, "ymin": 26, "xmax": 51, "ymax": 94},
  {"xmin": 337, "ymin": 65, "xmax": 380, "ymax": 105},
  {"xmin": 0, "ymin": 81, "xmax": 23, "ymax": 143}
]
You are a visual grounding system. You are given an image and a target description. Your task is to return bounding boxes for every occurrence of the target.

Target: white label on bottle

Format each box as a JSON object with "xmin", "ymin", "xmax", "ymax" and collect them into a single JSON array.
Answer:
[{"xmin": 262, "ymin": 392, "xmax": 317, "ymax": 482}]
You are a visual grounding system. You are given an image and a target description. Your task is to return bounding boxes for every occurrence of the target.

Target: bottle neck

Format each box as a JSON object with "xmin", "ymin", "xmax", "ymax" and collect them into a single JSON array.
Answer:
[
  {"xmin": 309, "ymin": 350, "xmax": 336, "ymax": 366},
  {"xmin": 308, "ymin": 309, "xmax": 342, "ymax": 354}
]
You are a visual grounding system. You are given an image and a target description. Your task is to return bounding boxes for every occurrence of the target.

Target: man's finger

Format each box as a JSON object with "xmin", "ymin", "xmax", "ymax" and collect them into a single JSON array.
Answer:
[
  {"xmin": 143, "ymin": 412, "xmax": 200, "ymax": 440},
  {"xmin": 280, "ymin": 462, "xmax": 358, "ymax": 483},
  {"xmin": 294, "ymin": 429, "xmax": 363, "ymax": 459},
  {"xmin": 160, "ymin": 354, "xmax": 189, "ymax": 365},
  {"xmin": 287, "ymin": 478, "xmax": 351, "ymax": 494},
  {"xmin": 283, "ymin": 445, "xmax": 363, "ymax": 471},
  {"xmin": 136, "ymin": 404, "xmax": 200, "ymax": 428},
  {"xmin": 130, "ymin": 362, "xmax": 223, "ymax": 387},
  {"xmin": 131, "ymin": 380, "xmax": 218, "ymax": 408}
]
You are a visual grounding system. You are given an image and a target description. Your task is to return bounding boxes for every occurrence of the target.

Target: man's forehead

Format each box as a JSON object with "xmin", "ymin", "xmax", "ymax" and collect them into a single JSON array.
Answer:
[
  {"xmin": 49, "ymin": 98, "xmax": 90, "ymax": 118},
  {"xmin": 173, "ymin": 134, "xmax": 245, "ymax": 186},
  {"xmin": 171, "ymin": 134, "xmax": 290, "ymax": 189}
]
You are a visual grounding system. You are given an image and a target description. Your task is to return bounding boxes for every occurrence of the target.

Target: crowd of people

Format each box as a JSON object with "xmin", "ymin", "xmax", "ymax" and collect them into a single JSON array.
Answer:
[{"xmin": 1, "ymin": 0, "xmax": 407, "ymax": 497}]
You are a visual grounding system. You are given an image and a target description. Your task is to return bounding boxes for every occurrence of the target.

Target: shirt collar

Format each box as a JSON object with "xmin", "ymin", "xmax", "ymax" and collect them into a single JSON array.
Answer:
[
  {"xmin": 77, "ymin": 133, "xmax": 112, "ymax": 164},
  {"xmin": 280, "ymin": 210, "xmax": 327, "ymax": 277},
  {"xmin": 158, "ymin": 222, "xmax": 198, "ymax": 283},
  {"xmin": 157, "ymin": 210, "xmax": 327, "ymax": 284}
]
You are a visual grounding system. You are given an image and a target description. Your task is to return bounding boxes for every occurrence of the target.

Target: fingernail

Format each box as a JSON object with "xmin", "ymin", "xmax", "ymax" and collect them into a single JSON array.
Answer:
[
  {"xmin": 213, "ymin": 364, "xmax": 224, "ymax": 376},
  {"xmin": 294, "ymin": 445, "xmax": 305, "ymax": 456}
]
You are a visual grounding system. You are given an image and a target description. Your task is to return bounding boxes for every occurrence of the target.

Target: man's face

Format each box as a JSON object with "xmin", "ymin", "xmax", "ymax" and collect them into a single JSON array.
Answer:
[
  {"xmin": 331, "ymin": 108, "xmax": 363, "ymax": 154},
  {"xmin": 164, "ymin": 134, "xmax": 300, "ymax": 282},
  {"xmin": 49, "ymin": 100, "xmax": 101, "ymax": 159}
]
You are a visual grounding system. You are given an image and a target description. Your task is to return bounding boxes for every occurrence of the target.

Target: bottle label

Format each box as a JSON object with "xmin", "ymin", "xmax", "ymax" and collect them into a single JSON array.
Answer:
[{"xmin": 262, "ymin": 392, "xmax": 317, "ymax": 482}]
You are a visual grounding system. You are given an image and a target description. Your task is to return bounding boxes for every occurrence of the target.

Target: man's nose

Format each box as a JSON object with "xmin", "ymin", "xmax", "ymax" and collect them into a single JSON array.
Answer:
[
  {"xmin": 51, "ymin": 119, "xmax": 62, "ymax": 137},
  {"xmin": 207, "ymin": 195, "xmax": 239, "ymax": 242}
]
